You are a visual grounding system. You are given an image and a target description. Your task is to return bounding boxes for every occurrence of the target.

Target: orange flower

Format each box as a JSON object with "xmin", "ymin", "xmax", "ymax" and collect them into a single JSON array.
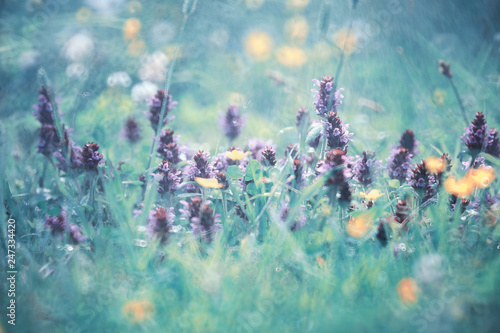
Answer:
[
  {"xmin": 195, "ymin": 177, "xmax": 223, "ymax": 189},
  {"xmin": 122, "ymin": 299, "xmax": 154, "ymax": 323},
  {"xmin": 466, "ymin": 166, "xmax": 495, "ymax": 189},
  {"xmin": 444, "ymin": 177, "xmax": 474, "ymax": 198},
  {"xmin": 276, "ymin": 46, "xmax": 307, "ymax": 67},
  {"xmin": 244, "ymin": 31, "xmax": 273, "ymax": 61},
  {"xmin": 346, "ymin": 213, "xmax": 372, "ymax": 238},
  {"xmin": 123, "ymin": 18, "xmax": 141, "ymax": 41},
  {"xmin": 425, "ymin": 156, "xmax": 447, "ymax": 174},
  {"xmin": 397, "ymin": 278, "xmax": 418, "ymax": 304}
]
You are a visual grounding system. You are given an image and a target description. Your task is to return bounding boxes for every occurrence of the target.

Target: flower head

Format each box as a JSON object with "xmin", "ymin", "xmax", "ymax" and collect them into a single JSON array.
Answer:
[
  {"xmin": 156, "ymin": 160, "xmax": 182, "ymax": 194},
  {"xmin": 180, "ymin": 197, "xmax": 221, "ymax": 242},
  {"xmin": 353, "ymin": 151, "xmax": 380, "ymax": 187},
  {"xmin": 261, "ymin": 147, "xmax": 277, "ymax": 167},
  {"xmin": 226, "ymin": 149, "xmax": 250, "ymax": 161},
  {"xmin": 323, "ymin": 111, "xmax": 352, "ymax": 151},
  {"xmin": 279, "ymin": 203, "xmax": 307, "ymax": 231},
  {"xmin": 425, "ymin": 155, "xmax": 448, "ymax": 174},
  {"xmin": 81, "ymin": 142, "xmax": 103, "ymax": 172},
  {"xmin": 157, "ymin": 129, "xmax": 182, "ymax": 164},
  {"xmin": 346, "ymin": 213, "xmax": 372, "ymax": 238},
  {"xmin": 195, "ymin": 177, "xmax": 223, "ymax": 189},
  {"xmin": 45, "ymin": 210, "xmax": 67, "ymax": 236},
  {"xmin": 466, "ymin": 166, "xmax": 496, "ymax": 189},
  {"xmin": 444, "ymin": 177, "xmax": 474, "ymax": 198},
  {"xmin": 147, "ymin": 207, "xmax": 175, "ymax": 244},
  {"xmin": 399, "ymin": 130, "xmax": 419, "ymax": 156},
  {"xmin": 359, "ymin": 189, "xmax": 384, "ymax": 201},
  {"xmin": 295, "ymin": 106, "xmax": 310, "ymax": 130},
  {"xmin": 397, "ymin": 278, "xmax": 419, "ymax": 304},
  {"xmin": 124, "ymin": 117, "xmax": 141, "ymax": 143},
  {"xmin": 438, "ymin": 60, "xmax": 452, "ymax": 79},
  {"xmin": 387, "ymin": 148, "xmax": 412, "ymax": 183},
  {"xmin": 219, "ymin": 105, "xmax": 244, "ymax": 141},
  {"xmin": 485, "ymin": 128, "xmax": 500, "ymax": 157},
  {"xmin": 462, "ymin": 112, "xmax": 488, "ymax": 156},
  {"xmin": 312, "ymin": 75, "xmax": 344, "ymax": 116},
  {"xmin": 68, "ymin": 224, "xmax": 87, "ymax": 245},
  {"xmin": 184, "ymin": 151, "xmax": 213, "ymax": 192},
  {"xmin": 147, "ymin": 90, "xmax": 177, "ymax": 132},
  {"xmin": 246, "ymin": 138, "xmax": 275, "ymax": 160}
]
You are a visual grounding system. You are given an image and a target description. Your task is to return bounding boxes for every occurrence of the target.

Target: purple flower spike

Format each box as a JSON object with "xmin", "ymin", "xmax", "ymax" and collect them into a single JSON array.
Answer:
[
  {"xmin": 312, "ymin": 75, "xmax": 344, "ymax": 116},
  {"xmin": 461, "ymin": 112, "xmax": 488, "ymax": 156},
  {"xmin": 33, "ymin": 86, "xmax": 55, "ymax": 125},
  {"xmin": 387, "ymin": 148, "xmax": 412, "ymax": 183},
  {"xmin": 353, "ymin": 151, "xmax": 381, "ymax": 187},
  {"xmin": 124, "ymin": 117, "xmax": 141, "ymax": 143},
  {"xmin": 147, "ymin": 207, "xmax": 175, "ymax": 244},
  {"xmin": 69, "ymin": 224, "xmax": 87, "ymax": 245},
  {"xmin": 399, "ymin": 130, "xmax": 419, "ymax": 156},
  {"xmin": 485, "ymin": 128, "xmax": 500, "ymax": 158},
  {"xmin": 45, "ymin": 210, "xmax": 67, "ymax": 236},
  {"xmin": 180, "ymin": 197, "xmax": 221, "ymax": 243},
  {"xmin": 157, "ymin": 129, "xmax": 182, "ymax": 164},
  {"xmin": 323, "ymin": 111, "xmax": 351, "ymax": 151},
  {"xmin": 81, "ymin": 142, "xmax": 103, "ymax": 172},
  {"xmin": 147, "ymin": 90, "xmax": 177, "ymax": 132},
  {"xmin": 408, "ymin": 161, "xmax": 438, "ymax": 204},
  {"xmin": 156, "ymin": 160, "xmax": 183, "ymax": 194},
  {"xmin": 261, "ymin": 147, "xmax": 277, "ymax": 167},
  {"xmin": 184, "ymin": 151, "xmax": 213, "ymax": 192},
  {"xmin": 219, "ymin": 105, "xmax": 244, "ymax": 141}
]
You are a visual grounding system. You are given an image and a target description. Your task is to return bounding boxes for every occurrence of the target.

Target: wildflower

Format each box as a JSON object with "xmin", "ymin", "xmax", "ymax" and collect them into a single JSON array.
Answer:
[
  {"xmin": 81, "ymin": 142, "xmax": 103, "ymax": 172},
  {"xmin": 387, "ymin": 148, "xmax": 412, "ymax": 183},
  {"xmin": 147, "ymin": 90, "xmax": 177, "ymax": 132},
  {"xmin": 215, "ymin": 172, "xmax": 229, "ymax": 190},
  {"xmin": 399, "ymin": 130, "xmax": 419, "ymax": 156},
  {"xmin": 317, "ymin": 149, "xmax": 349, "ymax": 186},
  {"xmin": 34, "ymin": 86, "xmax": 55, "ymax": 125},
  {"xmin": 195, "ymin": 177, "xmax": 223, "ymax": 189},
  {"xmin": 449, "ymin": 195, "xmax": 469, "ymax": 214},
  {"xmin": 462, "ymin": 112, "xmax": 487, "ymax": 157},
  {"xmin": 124, "ymin": 117, "xmax": 141, "ymax": 143},
  {"xmin": 312, "ymin": 75, "xmax": 344, "ymax": 116},
  {"xmin": 184, "ymin": 151, "xmax": 213, "ymax": 192},
  {"xmin": 376, "ymin": 221, "xmax": 388, "ymax": 247},
  {"xmin": 397, "ymin": 278, "xmax": 418, "ymax": 304},
  {"xmin": 276, "ymin": 46, "xmax": 307, "ymax": 67},
  {"xmin": 246, "ymin": 138, "xmax": 275, "ymax": 160},
  {"xmin": 408, "ymin": 161, "xmax": 438, "ymax": 203},
  {"xmin": 359, "ymin": 189, "xmax": 384, "ymax": 201},
  {"xmin": 139, "ymin": 51, "xmax": 170, "ymax": 83},
  {"xmin": 353, "ymin": 151, "xmax": 380, "ymax": 187},
  {"xmin": 45, "ymin": 210, "xmax": 67, "ymax": 236},
  {"xmin": 156, "ymin": 160, "xmax": 182, "ymax": 194},
  {"xmin": 438, "ymin": 60, "xmax": 452, "ymax": 79},
  {"xmin": 226, "ymin": 149, "xmax": 250, "ymax": 161},
  {"xmin": 54, "ymin": 142, "xmax": 84, "ymax": 172},
  {"xmin": 244, "ymin": 31, "xmax": 273, "ymax": 61},
  {"xmin": 122, "ymin": 299, "xmax": 154, "ymax": 323},
  {"xmin": 485, "ymin": 128, "xmax": 500, "ymax": 157},
  {"xmin": 37, "ymin": 125, "xmax": 59, "ymax": 156},
  {"xmin": 323, "ymin": 111, "xmax": 351, "ymax": 151},
  {"xmin": 466, "ymin": 166, "xmax": 495, "ymax": 189},
  {"xmin": 180, "ymin": 197, "xmax": 221, "ymax": 242},
  {"xmin": 425, "ymin": 155, "xmax": 448, "ymax": 174},
  {"xmin": 261, "ymin": 147, "xmax": 277, "ymax": 167},
  {"xmin": 346, "ymin": 213, "xmax": 372, "ymax": 238},
  {"xmin": 444, "ymin": 177, "xmax": 474, "ymax": 198},
  {"xmin": 123, "ymin": 18, "xmax": 141, "ymax": 41},
  {"xmin": 157, "ymin": 129, "xmax": 181, "ymax": 164},
  {"xmin": 68, "ymin": 224, "xmax": 87, "ymax": 245},
  {"xmin": 147, "ymin": 207, "xmax": 174, "ymax": 244},
  {"xmin": 219, "ymin": 105, "xmax": 244, "ymax": 141}
]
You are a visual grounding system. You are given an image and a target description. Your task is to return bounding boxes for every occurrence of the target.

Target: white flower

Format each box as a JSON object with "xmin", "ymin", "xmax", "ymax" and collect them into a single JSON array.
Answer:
[
  {"xmin": 131, "ymin": 81, "xmax": 158, "ymax": 103},
  {"xmin": 63, "ymin": 33, "xmax": 94, "ymax": 62},
  {"xmin": 138, "ymin": 52, "xmax": 169, "ymax": 83}
]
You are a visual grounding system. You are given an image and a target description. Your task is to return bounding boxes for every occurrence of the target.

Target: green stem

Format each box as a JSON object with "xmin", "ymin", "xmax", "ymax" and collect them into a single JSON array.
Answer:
[{"xmin": 448, "ymin": 77, "xmax": 468, "ymax": 126}]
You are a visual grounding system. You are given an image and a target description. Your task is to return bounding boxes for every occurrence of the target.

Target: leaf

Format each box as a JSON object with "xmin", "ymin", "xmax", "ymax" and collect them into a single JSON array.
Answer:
[
  {"xmin": 227, "ymin": 165, "xmax": 244, "ymax": 179},
  {"xmin": 306, "ymin": 122, "xmax": 323, "ymax": 143},
  {"xmin": 245, "ymin": 160, "xmax": 262, "ymax": 182},
  {"xmin": 388, "ymin": 179, "xmax": 400, "ymax": 188},
  {"xmin": 246, "ymin": 182, "xmax": 258, "ymax": 196}
]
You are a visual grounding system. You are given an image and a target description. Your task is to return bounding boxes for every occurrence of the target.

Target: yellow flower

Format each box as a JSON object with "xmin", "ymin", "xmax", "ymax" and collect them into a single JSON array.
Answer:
[
  {"xmin": 433, "ymin": 89, "xmax": 447, "ymax": 106},
  {"xmin": 122, "ymin": 299, "xmax": 154, "ymax": 323},
  {"xmin": 75, "ymin": 7, "xmax": 92, "ymax": 22},
  {"xmin": 346, "ymin": 213, "xmax": 372, "ymax": 238},
  {"xmin": 276, "ymin": 46, "xmax": 307, "ymax": 67},
  {"xmin": 123, "ymin": 18, "xmax": 141, "ymax": 41},
  {"xmin": 466, "ymin": 166, "xmax": 496, "ymax": 189},
  {"xmin": 425, "ymin": 156, "xmax": 447, "ymax": 174},
  {"xmin": 359, "ymin": 189, "xmax": 384, "ymax": 201},
  {"xmin": 284, "ymin": 16, "xmax": 309, "ymax": 44},
  {"xmin": 397, "ymin": 278, "xmax": 418, "ymax": 304},
  {"xmin": 443, "ymin": 177, "xmax": 474, "ymax": 198},
  {"xmin": 226, "ymin": 150, "xmax": 250, "ymax": 161},
  {"xmin": 195, "ymin": 177, "xmax": 223, "ymax": 189},
  {"xmin": 334, "ymin": 28, "xmax": 357, "ymax": 55},
  {"xmin": 244, "ymin": 31, "xmax": 273, "ymax": 61}
]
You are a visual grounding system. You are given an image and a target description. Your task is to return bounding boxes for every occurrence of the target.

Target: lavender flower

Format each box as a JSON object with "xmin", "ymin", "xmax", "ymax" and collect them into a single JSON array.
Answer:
[
  {"xmin": 323, "ymin": 111, "xmax": 351, "ymax": 151},
  {"xmin": 37, "ymin": 125, "xmax": 59, "ymax": 156},
  {"xmin": 462, "ymin": 112, "xmax": 488, "ymax": 156},
  {"xmin": 312, "ymin": 75, "xmax": 344, "ymax": 116},
  {"xmin": 184, "ymin": 151, "xmax": 213, "ymax": 192},
  {"xmin": 33, "ymin": 86, "xmax": 55, "ymax": 125},
  {"xmin": 485, "ymin": 128, "xmax": 500, "ymax": 158},
  {"xmin": 180, "ymin": 197, "xmax": 221, "ymax": 242},
  {"xmin": 408, "ymin": 161, "xmax": 437, "ymax": 203},
  {"xmin": 246, "ymin": 138, "xmax": 274, "ymax": 160},
  {"xmin": 147, "ymin": 207, "xmax": 175, "ymax": 244},
  {"xmin": 147, "ymin": 90, "xmax": 177, "ymax": 132},
  {"xmin": 399, "ymin": 130, "xmax": 419, "ymax": 156},
  {"xmin": 353, "ymin": 151, "xmax": 380, "ymax": 187},
  {"xmin": 156, "ymin": 160, "xmax": 182, "ymax": 194},
  {"xmin": 157, "ymin": 129, "xmax": 181, "ymax": 164},
  {"xmin": 54, "ymin": 142, "xmax": 83, "ymax": 172},
  {"xmin": 261, "ymin": 147, "xmax": 277, "ymax": 167},
  {"xmin": 219, "ymin": 105, "xmax": 244, "ymax": 141},
  {"xmin": 124, "ymin": 117, "xmax": 141, "ymax": 143},
  {"xmin": 81, "ymin": 142, "xmax": 103, "ymax": 172},
  {"xmin": 387, "ymin": 148, "xmax": 412, "ymax": 183},
  {"xmin": 34, "ymin": 86, "xmax": 63, "ymax": 157}
]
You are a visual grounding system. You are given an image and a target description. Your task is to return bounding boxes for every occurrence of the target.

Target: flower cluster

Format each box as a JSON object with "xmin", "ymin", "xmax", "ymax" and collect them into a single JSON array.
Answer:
[
  {"xmin": 408, "ymin": 161, "xmax": 437, "ymax": 204},
  {"xmin": 180, "ymin": 197, "xmax": 220, "ymax": 242},
  {"xmin": 156, "ymin": 160, "xmax": 182, "ymax": 194},
  {"xmin": 323, "ymin": 111, "xmax": 352, "ymax": 151},
  {"xmin": 147, "ymin": 207, "xmax": 175, "ymax": 244},
  {"xmin": 45, "ymin": 210, "xmax": 87, "ymax": 245},
  {"xmin": 81, "ymin": 142, "xmax": 104, "ymax": 172},
  {"xmin": 279, "ymin": 203, "xmax": 307, "ymax": 231},
  {"xmin": 184, "ymin": 151, "xmax": 213, "ymax": 192},
  {"xmin": 147, "ymin": 89, "xmax": 177, "ymax": 132},
  {"xmin": 157, "ymin": 129, "xmax": 182, "ymax": 164},
  {"xmin": 316, "ymin": 149, "xmax": 352, "ymax": 203},
  {"xmin": 261, "ymin": 147, "xmax": 276, "ymax": 167},
  {"xmin": 124, "ymin": 117, "xmax": 141, "ymax": 143},
  {"xmin": 387, "ymin": 148, "xmax": 412, "ymax": 183},
  {"xmin": 462, "ymin": 112, "xmax": 500, "ymax": 159},
  {"xmin": 312, "ymin": 75, "xmax": 344, "ymax": 116},
  {"xmin": 34, "ymin": 86, "xmax": 61, "ymax": 156},
  {"xmin": 353, "ymin": 151, "xmax": 381, "ymax": 187},
  {"xmin": 219, "ymin": 105, "xmax": 244, "ymax": 141}
]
